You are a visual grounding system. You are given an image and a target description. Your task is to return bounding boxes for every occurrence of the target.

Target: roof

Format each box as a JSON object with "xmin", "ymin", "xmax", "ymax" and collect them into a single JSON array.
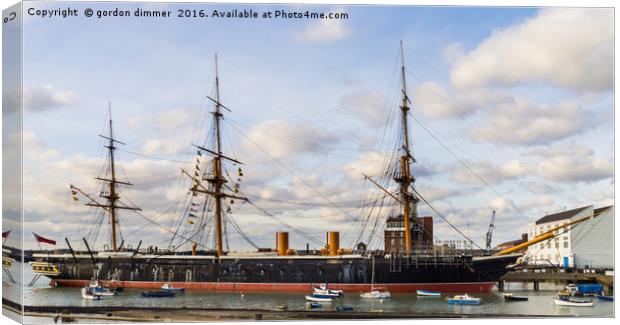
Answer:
[
  {"xmin": 594, "ymin": 205, "xmax": 613, "ymax": 215},
  {"xmin": 535, "ymin": 205, "xmax": 590, "ymax": 225}
]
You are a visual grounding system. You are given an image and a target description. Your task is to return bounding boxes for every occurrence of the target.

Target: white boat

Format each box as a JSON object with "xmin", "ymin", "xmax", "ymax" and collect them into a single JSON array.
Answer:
[
  {"xmin": 360, "ymin": 289, "xmax": 391, "ymax": 299},
  {"xmin": 161, "ymin": 283, "xmax": 185, "ymax": 293},
  {"xmin": 417, "ymin": 290, "xmax": 441, "ymax": 296},
  {"xmin": 313, "ymin": 283, "xmax": 343, "ymax": 297},
  {"xmin": 81, "ymin": 287, "xmax": 102, "ymax": 300},
  {"xmin": 305, "ymin": 295, "xmax": 333, "ymax": 303},
  {"xmin": 554, "ymin": 298, "xmax": 594, "ymax": 307},
  {"xmin": 86, "ymin": 279, "xmax": 118, "ymax": 296},
  {"xmin": 360, "ymin": 257, "xmax": 391, "ymax": 299}
]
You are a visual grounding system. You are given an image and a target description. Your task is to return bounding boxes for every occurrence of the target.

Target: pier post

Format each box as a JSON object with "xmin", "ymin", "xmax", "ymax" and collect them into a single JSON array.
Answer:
[
  {"xmin": 498, "ymin": 280, "xmax": 504, "ymax": 292},
  {"xmin": 533, "ymin": 280, "xmax": 540, "ymax": 291}
]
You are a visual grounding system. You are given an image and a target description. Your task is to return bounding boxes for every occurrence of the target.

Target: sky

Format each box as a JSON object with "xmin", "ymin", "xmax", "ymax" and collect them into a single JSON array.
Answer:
[{"xmin": 2, "ymin": 1, "xmax": 614, "ymax": 252}]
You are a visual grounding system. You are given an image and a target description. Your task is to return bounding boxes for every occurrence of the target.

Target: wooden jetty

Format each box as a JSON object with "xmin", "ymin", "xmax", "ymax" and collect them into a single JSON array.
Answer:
[{"xmin": 499, "ymin": 269, "xmax": 613, "ymax": 292}]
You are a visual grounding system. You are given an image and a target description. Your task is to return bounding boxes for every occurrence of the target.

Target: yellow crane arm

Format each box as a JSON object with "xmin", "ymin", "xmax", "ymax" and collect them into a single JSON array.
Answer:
[{"xmin": 494, "ymin": 214, "xmax": 595, "ymax": 256}]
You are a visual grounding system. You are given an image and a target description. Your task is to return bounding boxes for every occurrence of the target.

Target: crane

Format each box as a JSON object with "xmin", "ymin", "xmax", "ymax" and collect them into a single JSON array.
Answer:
[{"xmin": 484, "ymin": 210, "xmax": 496, "ymax": 255}]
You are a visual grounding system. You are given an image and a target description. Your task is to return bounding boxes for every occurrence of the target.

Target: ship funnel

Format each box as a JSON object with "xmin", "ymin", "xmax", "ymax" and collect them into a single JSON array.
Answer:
[
  {"xmin": 276, "ymin": 232, "xmax": 289, "ymax": 256},
  {"xmin": 329, "ymin": 232, "xmax": 340, "ymax": 256}
]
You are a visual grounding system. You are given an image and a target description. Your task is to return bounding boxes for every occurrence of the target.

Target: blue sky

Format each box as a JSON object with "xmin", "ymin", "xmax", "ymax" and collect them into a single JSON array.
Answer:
[{"xmin": 3, "ymin": 2, "xmax": 613, "ymax": 252}]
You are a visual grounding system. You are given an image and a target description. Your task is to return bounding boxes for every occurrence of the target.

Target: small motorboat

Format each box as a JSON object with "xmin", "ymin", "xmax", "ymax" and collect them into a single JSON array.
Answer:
[
  {"xmin": 596, "ymin": 294, "xmax": 613, "ymax": 302},
  {"xmin": 360, "ymin": 288, "xmax": 391, "ymax": 299},
  {"xmin": 417, "ymin": 290, "xmax": 441, "ymax": 296},
  {"xmin": 503, "ymin": 293, "xmax": 528, "ymax": 301},
  {"xmin": 161, "ymin": 283, "xmax": 185, "ymax": 293},
  {"xmin": 305, "ymin": 294, "xmax": 333, "ymax": 303},
  {"xmin": 446, "ymin": 294, "xmax": 482, "ymax": 305},
  {"xmin": 313, "ymin": 283, "xmax": 343, "ymax": 297},
  {"xmin": 141, "ymin": 290, "xmax": 175, "ymax": 298},
  {"xmin": 81, "ymin": 286, "xmax": 102, "ymax": 300},
  {"xmin": 554, "ymin": 292, "xmax": 594, "ymax": 307}
]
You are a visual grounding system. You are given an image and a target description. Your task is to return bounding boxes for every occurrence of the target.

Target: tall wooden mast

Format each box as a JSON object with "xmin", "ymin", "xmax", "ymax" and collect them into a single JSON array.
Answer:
[
  {"xmin": 213, "ymin": 54, "xmax": 225, "ymax": 257},
  {"xmin": 107, "ymin": 105, "xmax": 120, "ymax": 251},
  {"xmin": 395, "ymin": 41, "xmax": 418, "ymax": 256},
  {"xmin": 190, "ymin": 54, "xmax": 248, "ymax": 257},
  {"xmin": 73, "ymin": 104, "xmax": 141, "ymax": 252}
]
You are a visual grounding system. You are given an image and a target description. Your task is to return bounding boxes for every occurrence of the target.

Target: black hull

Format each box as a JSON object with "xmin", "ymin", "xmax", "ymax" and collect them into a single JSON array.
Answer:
[{"xmin": 35, "ymin": 253, "xmax": 520, "ymax": 292}]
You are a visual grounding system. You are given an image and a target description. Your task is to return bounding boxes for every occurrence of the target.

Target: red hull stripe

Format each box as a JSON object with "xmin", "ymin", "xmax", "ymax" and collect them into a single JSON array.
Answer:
[{"xmin": 52, "ymin": 279, "xmax": 495, "ymax": 293}]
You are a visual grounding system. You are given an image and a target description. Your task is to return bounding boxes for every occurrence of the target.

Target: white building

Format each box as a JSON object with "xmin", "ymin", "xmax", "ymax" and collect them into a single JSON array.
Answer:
[{"xmin": 525, "ymin": 205, "xmax": 613, "ymax": 269}]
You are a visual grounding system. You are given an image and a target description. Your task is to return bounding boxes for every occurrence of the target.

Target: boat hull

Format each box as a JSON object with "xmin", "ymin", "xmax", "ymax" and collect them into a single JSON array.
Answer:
[
  {"xmin": 553, "ymin": 299, "xmax": 594, "ymax": 307},
  {"xmin": 447, "ymin": 299, "xmax": 481, "ymax": 305},
  {"xmin": 53, "ymin": 279, "xmax": 496, "ymax": 293}
]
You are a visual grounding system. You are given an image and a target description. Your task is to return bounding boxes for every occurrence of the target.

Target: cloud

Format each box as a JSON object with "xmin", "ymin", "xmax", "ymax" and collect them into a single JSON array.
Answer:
[
  {"xmin": 450, "ymin": 159, "xmax": 531, "ymax": 185},
  {"xmin": 23, "ymin": 84, "xmax": 78, "ymax": 111},
  {"xmin": 450, "ymin": 8, "xmax": 613, "ymax": 93},
  {"xmin": 412, "ymin": 82, "xmax": 476, "ymax": 119},
  {"xmin": 340, "ymin": 91, "xmax": 387, "ymax": 127},
  {"xmin": 242, "ymin": 120, "xmax": 339, "ymax": 159},
  {"xmin": 416, "ymin": 185, "xmax": 464, "ymax": 202},
  {"xmin": 343, "ymin": 151, "xmax": 389, "ymax": 180},
  {"xmin": 536, "ymin": 144, "xmax": 613, "ymax": 183},
  {"xmin": 471, "ymin": 99, "xmax": 593, "ymax": 145},
  {"xmin": 141, "ymin": 137, "xmax": 189, "ymax": 156},
  {"xmin": 294, "ymin": 18, "xmax": 350, "ymax": 43}
]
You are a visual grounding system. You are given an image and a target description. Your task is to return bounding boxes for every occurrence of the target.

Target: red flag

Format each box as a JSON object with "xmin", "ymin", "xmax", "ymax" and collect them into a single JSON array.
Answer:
[
  {"xmin": 2, "ymin": 230, "xmax": 10, "ymax": 239},
  {"xmin": 33, "ymin": 233, "xmax": 56, "ymax": 245}
]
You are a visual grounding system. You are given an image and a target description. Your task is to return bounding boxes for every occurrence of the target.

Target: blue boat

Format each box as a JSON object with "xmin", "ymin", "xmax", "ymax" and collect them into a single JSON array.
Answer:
[
  {"xmin": 141, "ymin": 290, "xmax": 175, "ymax": 298},
  {"xmin": 417, "ymin": 290, "xmax": 441, "ymax": 296},
  {"xmin": 596, "ymin": 294, "xmax": 613, "ymax": 301},
  {"xmin": 447, "ymin": 294, "xmax": 482, "ymax": 305},
  {"xmin": 305, "ymin": 302, "xmax": 322, "ymax": 309}
]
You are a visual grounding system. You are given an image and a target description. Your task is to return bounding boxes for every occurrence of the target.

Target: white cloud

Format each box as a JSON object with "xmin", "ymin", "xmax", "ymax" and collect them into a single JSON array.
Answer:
[
  {"xmin": 242, "ymin": 120, "xmax": 339, "ymax": 159},
  {"xmin": 23, "ymin": 84, "xmax": 78, "ymax": 111},
  {"xmin": 343, "ymin": 151, "xmax": 389, "ymax": 180},
  {"xmin": 294, "ymin": 18, "xmax": 350, "ymax": 43},
  {"xmin": 451, "ymin": 159, "xmax": 530, "ymax": 185},
  {"xmin": 141, "ymin": 137, "xmax": 188, "ymax": 156},
  {"xmin": 412, "ymin": 82, "xmax": 476, "ymax": 119},
  {"xmin": 450, "ymin": 8, "xmax": 613, "ymax": 93},
  {"xmin": 471, "ymin": 99, "xmax": 592, "ymax": 145},
  {"xmin": 340, "ymin": 91, "xmax": 387, "ymax": 127},
  {"xmin": 537, "ymin": 145, "xmax": 613, "ymax": 183}
]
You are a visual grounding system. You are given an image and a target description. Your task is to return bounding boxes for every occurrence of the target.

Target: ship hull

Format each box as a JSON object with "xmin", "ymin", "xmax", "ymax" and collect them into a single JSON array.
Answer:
[
  {"xmin": 35, "ymin": 253, "xmax": 519, "ymax": 293},
  {"xmin": 51, "ymin": 279, "xmax": 496, "ymax": 293}
]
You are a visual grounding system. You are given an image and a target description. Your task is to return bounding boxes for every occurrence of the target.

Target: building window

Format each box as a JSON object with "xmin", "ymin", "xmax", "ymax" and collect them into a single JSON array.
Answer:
[
  {"xmin": 564, "ymin": 242, "xmax": 568, "ymax": 248},
  {"xmin": 555, "ymin": 242, "xmax": 559, "ymax": 248}
]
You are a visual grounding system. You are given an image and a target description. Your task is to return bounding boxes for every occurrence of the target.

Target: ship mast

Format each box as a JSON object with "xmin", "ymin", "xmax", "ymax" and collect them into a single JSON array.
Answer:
[
  {"xmin": 213, "ymin": 54, "xmax": 225, "ymax": 257},
  {"xmin": 395, "ymin": 41, "xmax": 418, "ymax": 256},
  {"xmin": 191, "ymin": 54, "xmax": 247, "ymax": 257},
  {"xmin": 72, "ymin": 104, "xmax": 141, "ymax": 252}
]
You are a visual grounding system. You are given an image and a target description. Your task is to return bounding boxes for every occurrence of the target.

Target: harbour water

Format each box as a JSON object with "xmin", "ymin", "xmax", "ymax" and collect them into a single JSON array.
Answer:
[{"xmin": 2, "ymin": 262, "xmax": 614, "ymax": 320}]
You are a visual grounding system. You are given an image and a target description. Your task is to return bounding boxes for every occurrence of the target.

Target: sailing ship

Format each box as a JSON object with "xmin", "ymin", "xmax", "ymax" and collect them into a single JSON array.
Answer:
[{"xmin": 31, "ymin": 45, "xmax": 521, "ymax": 293}]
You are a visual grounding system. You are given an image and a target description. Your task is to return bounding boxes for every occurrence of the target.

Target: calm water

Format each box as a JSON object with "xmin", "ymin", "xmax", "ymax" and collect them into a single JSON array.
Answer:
[{"xmin": 2, "ymin": 262, "xmax": 614, "ymax": 320}]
